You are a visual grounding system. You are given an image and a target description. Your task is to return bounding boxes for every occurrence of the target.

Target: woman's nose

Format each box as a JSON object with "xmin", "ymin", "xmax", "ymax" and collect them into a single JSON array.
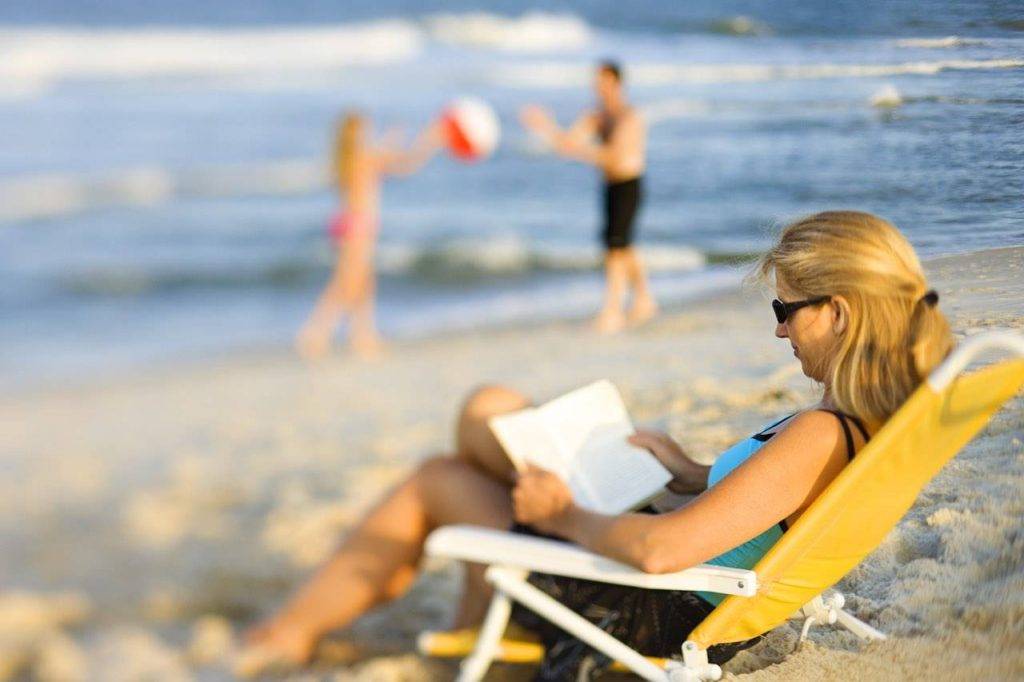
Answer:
[{"xmin": 775, "ymin": 322, "xmax": 788, "ymax": 339}]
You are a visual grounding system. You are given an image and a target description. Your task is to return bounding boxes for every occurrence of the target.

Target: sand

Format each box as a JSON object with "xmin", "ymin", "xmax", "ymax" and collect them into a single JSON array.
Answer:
[{"xmin": 1, "ymin": 247, "xmax": 1022, "ymax": 681}]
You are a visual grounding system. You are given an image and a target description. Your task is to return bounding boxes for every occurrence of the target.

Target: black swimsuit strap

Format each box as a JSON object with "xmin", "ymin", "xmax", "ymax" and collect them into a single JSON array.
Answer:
[
  {"xmin": 847, "ymin": 414, "xmax": 870, "ymax": 442},
  {"xmin": 750, "ymin": 413, "xmax": 797, "ymax": 442},
  {"xmin": 818, "ymin": 409, "xmax": 865, "ymax": 461}
]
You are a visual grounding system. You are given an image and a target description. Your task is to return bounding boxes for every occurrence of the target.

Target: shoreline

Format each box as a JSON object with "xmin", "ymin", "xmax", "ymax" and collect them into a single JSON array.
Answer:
[
  {"xmin": 0, "ymin": 246, "xmax": 1021, "ymax": 680},
  {"xmin": 0, "ymin": 262, "xmax": 750, "ymax": 402},
  {"xmin": 6, "ymin": 244, "xmax": 1021, "ymax": 402}
]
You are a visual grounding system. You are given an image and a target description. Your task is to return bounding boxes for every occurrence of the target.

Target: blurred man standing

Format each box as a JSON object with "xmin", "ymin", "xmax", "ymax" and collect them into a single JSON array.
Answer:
[{"xmin": 521, "ymin": 60, "xmax": 656, "ymax": 333}]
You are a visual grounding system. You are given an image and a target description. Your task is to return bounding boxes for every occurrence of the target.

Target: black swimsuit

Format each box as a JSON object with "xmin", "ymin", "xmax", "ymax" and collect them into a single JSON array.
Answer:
[{"xmin": 598, "ymin": 110, "xmax": 643, "ymax": 250}]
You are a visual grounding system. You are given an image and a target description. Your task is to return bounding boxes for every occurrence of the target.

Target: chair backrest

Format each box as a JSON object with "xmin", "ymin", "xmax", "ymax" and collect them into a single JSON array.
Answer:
[{"xmin": 689, "ymin": 333, "xmax": 1024, "ymax": 649}]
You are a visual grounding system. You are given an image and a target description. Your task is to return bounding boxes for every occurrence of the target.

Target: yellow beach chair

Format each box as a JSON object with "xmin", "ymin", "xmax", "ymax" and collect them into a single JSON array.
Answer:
[{"xmin": 418, "ymin": 331, "xmax": 1024, "ymax": 681}]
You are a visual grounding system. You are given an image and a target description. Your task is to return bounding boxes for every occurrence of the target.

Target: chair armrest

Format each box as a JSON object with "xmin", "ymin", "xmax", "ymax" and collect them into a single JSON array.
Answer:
[
  {"xmin": 426, "ymin": 525, "xmax": 756, "ymax": 597},
  {"xmin": 927, "ymin": 331, "xmax": 1024, "ymax": 391}
]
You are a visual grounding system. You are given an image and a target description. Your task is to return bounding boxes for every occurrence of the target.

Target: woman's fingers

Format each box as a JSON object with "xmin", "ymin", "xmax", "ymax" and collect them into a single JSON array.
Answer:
[
  {"xmin": 512, "ymin": 465, "xmax": 572, "ymax": 525},
  {"xmin": 628, "ymin": 429, "xmax": 669, "ymax": 452}
]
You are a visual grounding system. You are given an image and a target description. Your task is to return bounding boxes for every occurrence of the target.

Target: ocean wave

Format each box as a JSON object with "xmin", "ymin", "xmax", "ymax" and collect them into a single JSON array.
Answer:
[
  {"xmin": 43, "ymin": 240, "xmax": 706, "ymax": 298},
  {"xmin": 706, "ymin": 16, "xmax": 773, "ymax": 37},
  {"xmin": 870, "ymin": 84, "xmax": 903, "ymax": 108},
  {"xmin": 424, "ymin": 12, "xmax": 590, "ymax": 52},
  {"xmin": 0, "ymin": 161, "xmax": 327, "ymax": 223},
  {"xmin": 0, "ymin": 19, "xmax": 423, "ymax": 87},
  {"xmin": 378, "ymin": 237, "xmax": 705, "ymax": 282},
  {"xmin": 642, "ymin": 98, "xmax": 713, "ymax": 124},
  {"xmin": 495, "ymin": 57, "xmax": 1024, "ymax": 88},
  {"xmin": 56, "ymin": 260, "xmax": 318, "ymax": 297},
  {"xmin": 0, "ymin": 20, "xmax": 421, "ymax": 90},
  {"xmin": 0, "ymin": 12, "xmax": 591, "ymax": 93},
  {"xmin": 894, "ymin": 36, "xmax": 985, "ymax": 49}
]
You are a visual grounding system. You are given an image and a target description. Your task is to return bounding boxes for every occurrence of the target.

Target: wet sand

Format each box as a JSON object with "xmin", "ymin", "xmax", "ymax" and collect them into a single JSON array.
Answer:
[{"xmin": 1, "ymin": 247, "xmax": 1022, "ymax": 681}]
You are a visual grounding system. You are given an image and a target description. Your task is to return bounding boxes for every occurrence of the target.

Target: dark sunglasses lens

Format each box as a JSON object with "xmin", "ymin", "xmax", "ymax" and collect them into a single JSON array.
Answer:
[{"xmin": 772, "ymin": 299, "xmax": 787, "ymax": 324}]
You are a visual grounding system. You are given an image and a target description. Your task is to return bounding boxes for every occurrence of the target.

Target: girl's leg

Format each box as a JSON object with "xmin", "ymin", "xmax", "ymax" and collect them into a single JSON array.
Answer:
[
  {"xmin": 343, "ymin": 234, "xmax": 382, "ymax": 357},
  {"xmin": 244, "ymin": 456, "xmax": 514, "ymax": 667},
  {"xmin": 295, "ymin": 246, "xmax": 352, "ymax": 359}
]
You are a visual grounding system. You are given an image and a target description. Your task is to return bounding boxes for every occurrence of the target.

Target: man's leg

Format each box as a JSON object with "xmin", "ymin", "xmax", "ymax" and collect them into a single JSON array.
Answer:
[
  {"xmin": 594, "ymin": 248, "xmax": 629, "ymax": 333},
  {"xmin": 624, "ymin": 246, "xmax": 658, "ymax": 325}
]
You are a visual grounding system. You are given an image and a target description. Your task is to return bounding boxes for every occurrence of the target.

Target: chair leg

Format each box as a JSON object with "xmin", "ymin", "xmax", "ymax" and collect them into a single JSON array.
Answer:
[
  {"xmin": 834, "ymin": 607, "xmax": 887, "ymax": 641},
  {"xmin": 797, "ymin": 592, "xmax": 887, "ymax": 646},
  {"xmin": 456, "ymin": 572, "xmax": 519, "ymax": 682},
  {"xmin": 487, "ymin": 566, "xmax": 670, "ymax": 682},
  {"xmin": 665, "ymin": 641, "xmax": 722, "ymax": 681}
]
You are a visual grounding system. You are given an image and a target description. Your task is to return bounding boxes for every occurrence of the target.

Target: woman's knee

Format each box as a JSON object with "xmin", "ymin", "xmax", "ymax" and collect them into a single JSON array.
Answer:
[
  {"xmin": 458, "ymin": 385, "xmax": 529, "ymax": 424},
  {"xmin": 415, "ymin": 454, "xmax": 462, "ymax": 480},
  {"xmin": 411, "ymin": 454, "xmax": 512, "ymax": 528}
]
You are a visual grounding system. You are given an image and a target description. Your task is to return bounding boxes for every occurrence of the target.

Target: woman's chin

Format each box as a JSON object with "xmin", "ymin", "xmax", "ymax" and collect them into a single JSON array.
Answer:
[{"xmin": 797, "ymin": 359, "xmax": 823, "ymax": 382}]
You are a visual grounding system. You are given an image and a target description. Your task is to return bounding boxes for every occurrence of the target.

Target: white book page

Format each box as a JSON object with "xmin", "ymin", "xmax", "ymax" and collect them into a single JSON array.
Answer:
[
  {"xmin": 571, "ymin": 426, "xmax": 673, "ymax": 514},
  {"xmin": 537, "ymin": 380, "xmax": 631, "ymax": 458},
  {"xmin": 538, "ymin": 380, "xmax": 672, "ymax": 514},
  {"xmin": 487, "ymin": 409, "xmax": 570, "ymax": 479}
]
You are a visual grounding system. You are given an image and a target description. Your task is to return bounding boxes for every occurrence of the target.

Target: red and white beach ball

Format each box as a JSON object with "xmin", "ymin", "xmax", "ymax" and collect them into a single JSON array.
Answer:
[{"xmin": 441, "ymin": 97, "xmax": 500, "ymax": 161}]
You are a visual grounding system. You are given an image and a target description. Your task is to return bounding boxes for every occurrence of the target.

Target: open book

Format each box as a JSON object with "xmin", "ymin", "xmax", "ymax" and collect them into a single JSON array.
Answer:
[{"xmin": 488, "ymin": 380, "xmax": 672, "ymax": 515}]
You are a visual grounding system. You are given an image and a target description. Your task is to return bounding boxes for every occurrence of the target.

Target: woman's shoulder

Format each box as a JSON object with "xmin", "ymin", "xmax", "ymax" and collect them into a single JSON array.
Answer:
[{"xmin": 769, "ymin": 409, "xmax": 852, "ymax": 461}]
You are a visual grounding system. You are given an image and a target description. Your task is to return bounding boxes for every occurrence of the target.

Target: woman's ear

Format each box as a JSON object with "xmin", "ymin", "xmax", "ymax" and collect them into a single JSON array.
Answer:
[{"xmin": 831, "ymin": 296, "xmax": 850, "ymax": 335}]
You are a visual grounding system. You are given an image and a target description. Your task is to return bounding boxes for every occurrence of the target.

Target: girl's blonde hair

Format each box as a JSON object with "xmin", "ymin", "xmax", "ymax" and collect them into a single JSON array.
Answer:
[
  {"xmin": 753, "ymin": 211, "xmax": 953, "ymax": 425},
  {"xmin": 333, "ymin": 112, "xmax": 365, "ymax": 188}
]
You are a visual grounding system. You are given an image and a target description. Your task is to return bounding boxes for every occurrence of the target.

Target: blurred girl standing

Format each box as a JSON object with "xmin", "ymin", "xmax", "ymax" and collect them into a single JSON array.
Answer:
[{"xmin": 296, "ymin": 113, "xmax": 442, "ymax": 359}]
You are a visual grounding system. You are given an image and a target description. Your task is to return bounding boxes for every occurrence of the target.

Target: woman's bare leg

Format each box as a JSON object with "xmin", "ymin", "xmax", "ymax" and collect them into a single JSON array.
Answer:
[
  {"xmin": 454, "ymin": 385, "xmax": 531, "ymax": 484},
  {"xmin": 347, "ymin": 236, "xmax": 382, "ymax": 357},
  {"xmin": 448, "ymin": 385, "xmax": 532, "ymax": 625},
  {"xmin": 242, "ymin": 456, "xmax": 514, "ymax": 670},
  {"xmin": 239, "ymin": 385, "xmax": 531, "ymax": 675},
  {"xmin": 296, "ymin": 246, "xmax": 354, "ymax": 359}
]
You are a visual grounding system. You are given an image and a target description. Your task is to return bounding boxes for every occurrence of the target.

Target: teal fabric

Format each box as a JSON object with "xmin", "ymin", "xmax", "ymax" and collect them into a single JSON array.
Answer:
[{"xmin": 696, "ymin": 419, "xmax": 788, "ymax": 605}]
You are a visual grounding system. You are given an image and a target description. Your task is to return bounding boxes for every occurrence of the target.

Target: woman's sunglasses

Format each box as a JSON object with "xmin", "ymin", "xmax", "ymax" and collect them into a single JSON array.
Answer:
[{"xmin": 772, "ymin": 296, "xmax": 830, "ymax": 324}]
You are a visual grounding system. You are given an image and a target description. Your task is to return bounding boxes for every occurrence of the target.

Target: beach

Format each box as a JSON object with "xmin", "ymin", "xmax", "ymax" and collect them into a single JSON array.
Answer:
[{"xmin": 2, "ymin": 246, "xmax": 1021, "ymax": 681}]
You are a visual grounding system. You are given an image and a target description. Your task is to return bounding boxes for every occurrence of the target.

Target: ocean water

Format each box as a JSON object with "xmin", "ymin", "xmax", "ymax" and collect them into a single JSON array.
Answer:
[{"xmin": 1, "ymin": 1, "xmax": 1022, "ymax": 387}]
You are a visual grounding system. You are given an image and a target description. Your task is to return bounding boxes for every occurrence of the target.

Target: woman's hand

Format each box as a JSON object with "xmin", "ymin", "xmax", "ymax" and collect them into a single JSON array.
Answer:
[
  {"xmin": 512, "ymin": 464, "xmax": 575, "ymax": 535},
  {"xmin": 628, "ymin": 429, "xmax": 710, "ymax": 495}
]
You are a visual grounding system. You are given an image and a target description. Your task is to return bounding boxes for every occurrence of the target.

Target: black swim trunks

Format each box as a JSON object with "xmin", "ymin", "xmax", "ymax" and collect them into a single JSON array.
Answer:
[
  {"xmin": 508, "ymin": 516, "xmax": 760, "ymax": 681},
  {"xmin": 602, "ymin": 176, "xmax": 643, "ymax": 250}
]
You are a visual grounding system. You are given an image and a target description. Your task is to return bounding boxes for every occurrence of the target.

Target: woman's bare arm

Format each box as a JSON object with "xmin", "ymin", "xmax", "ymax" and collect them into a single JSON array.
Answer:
[
  {"xmin": 515, "ymin": 411, "xmax": 847, "ymax": 573},
  {"xmin": 375, "ymin": 122, "xmax": 444, "ymax": 176},
  {"xmin": 628, "ymin": 429, "xmax": 710, "ymax": 494}
]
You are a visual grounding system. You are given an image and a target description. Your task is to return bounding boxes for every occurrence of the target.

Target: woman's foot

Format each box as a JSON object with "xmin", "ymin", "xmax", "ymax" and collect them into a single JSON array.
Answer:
[
  {"xmin": 295, "ymin": 326, "xmax": 331, "ymax": 361},
  {"xmin": 627, "ymin": 297, "xmax": 659, "ymax": 327},
  {"xmin": 350, "ymin": 330, "xmax": 384, "ymax": 359},
  {"xmin": 234, "ymin": 620, "xmax": 317, "ymax": 678},
  {"xmin": 592, "ymin": 308, "xmax": 626, "ymax": 335}
]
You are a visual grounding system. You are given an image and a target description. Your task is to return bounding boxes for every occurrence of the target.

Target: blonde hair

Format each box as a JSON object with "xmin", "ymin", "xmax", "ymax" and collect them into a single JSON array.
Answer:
[
  {"xmin": 333, "ymin": 112, "xmax": 365, "ymax": 189},
  {"xmin": 753, "ymin": 211, "xmax": 953, "ymax": 425}
]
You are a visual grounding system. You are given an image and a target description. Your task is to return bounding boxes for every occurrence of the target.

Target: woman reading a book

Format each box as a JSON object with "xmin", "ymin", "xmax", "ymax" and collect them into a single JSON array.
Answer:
[{"xmin": 240, "ymin": 211, "xmax": 953, "ymax": 679}]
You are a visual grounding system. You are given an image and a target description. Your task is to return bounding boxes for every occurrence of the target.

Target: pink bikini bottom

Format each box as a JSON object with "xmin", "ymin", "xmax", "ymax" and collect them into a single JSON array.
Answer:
[{"xmin": 328, "ymin": 211, "xmax": 376, "ymax": 244}]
